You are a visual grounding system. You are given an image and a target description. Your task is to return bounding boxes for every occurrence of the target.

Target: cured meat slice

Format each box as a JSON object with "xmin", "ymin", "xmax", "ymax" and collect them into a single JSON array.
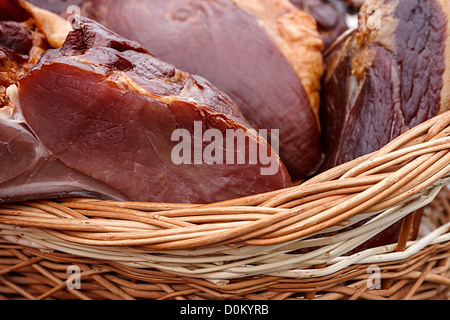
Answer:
[
  {"xmin": 320, "ymin": 0, "xmax": 450, "ymax": 170},
  {"xmin": 0, "ymin": 1, "xmax": 130, "ymax": 201},
  {"xmin": 8, "ymin": 16, "xmax": 291, "ymax": 204},
  {"xmin": 69, "ymin": 0, "xmax": 325, "ymax": 180},
  {"xmin": 0, "ymin": 102, "xmax": 128, "ymax": 202}
]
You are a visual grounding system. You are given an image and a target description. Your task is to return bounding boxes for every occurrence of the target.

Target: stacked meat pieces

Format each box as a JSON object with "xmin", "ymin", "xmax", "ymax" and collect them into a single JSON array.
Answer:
[{"xmin": 1, "ymin": 0, "xmax": 327, "ymax": 203}]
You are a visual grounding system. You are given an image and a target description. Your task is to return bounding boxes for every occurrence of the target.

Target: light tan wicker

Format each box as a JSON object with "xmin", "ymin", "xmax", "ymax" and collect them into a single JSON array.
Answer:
[{"xmin": 1, "ymin": 111, "xmax": 450, "ymax": 300}]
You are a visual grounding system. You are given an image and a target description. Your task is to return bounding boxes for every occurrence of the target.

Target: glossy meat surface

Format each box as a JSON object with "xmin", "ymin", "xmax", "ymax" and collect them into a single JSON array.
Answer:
[{"xmin": 0, "ymin": 103, "xmax": 128, "ymax": 202}]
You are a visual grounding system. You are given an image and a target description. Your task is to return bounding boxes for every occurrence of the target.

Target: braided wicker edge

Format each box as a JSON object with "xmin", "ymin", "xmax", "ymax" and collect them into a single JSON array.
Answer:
[
  {"xmin": 0, "ymin": 207, "xmax": 448, "ymax": 300},
  {"xmin": 1, "ymin": 111, "xmax": 450, "ymax": 299}
]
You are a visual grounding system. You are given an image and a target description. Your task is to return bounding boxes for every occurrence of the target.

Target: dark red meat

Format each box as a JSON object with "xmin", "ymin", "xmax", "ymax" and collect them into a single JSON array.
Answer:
[
  {"xmin": 7, "ymin": 16, "xmax": 291, "ymax": 204},
  {"xmin": 70, "ymin": 0, "xmax": 325, "ymax": 180},
  {"xmin": 320, "ymin": 0, "xmax": 449, "ymax": 170},
  {"xmin": 0, "ymin": 105, "xmax": 128, "ymax": 202}
]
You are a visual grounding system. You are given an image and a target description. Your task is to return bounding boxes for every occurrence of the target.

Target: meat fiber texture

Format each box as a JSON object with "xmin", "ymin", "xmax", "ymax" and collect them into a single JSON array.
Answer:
[
  {"xmin": 321, "ymin": 0, "xmax": 450, "ymax": 170},
  {"xmin": 58, "ymin": 0, "xmax": 325, "ymax": 181},
  {"xmin": 2, "ymin": 15, "xmax": 291, "ymax": 204}
]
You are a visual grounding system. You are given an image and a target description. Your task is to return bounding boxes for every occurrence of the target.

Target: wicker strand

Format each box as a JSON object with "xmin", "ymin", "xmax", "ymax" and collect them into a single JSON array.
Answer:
[{"xmin": 2, "ymin": 111, "xmax": 450, "ymax": 299}]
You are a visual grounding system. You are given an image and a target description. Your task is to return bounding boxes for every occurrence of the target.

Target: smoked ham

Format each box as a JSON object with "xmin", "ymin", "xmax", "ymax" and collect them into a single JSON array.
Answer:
[
  {"xmin": 2, "ymin": 16, "xmax": 291, "ymax": 203},
  {"xmin": 68, "ymin": 0, "xmax": 325, "ymax": 180},
  {"xmin": 320, "ymin": 0, "xmax": 450, "ymax": 170}
]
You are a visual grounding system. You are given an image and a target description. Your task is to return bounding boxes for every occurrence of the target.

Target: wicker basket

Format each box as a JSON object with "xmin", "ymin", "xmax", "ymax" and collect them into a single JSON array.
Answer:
[{"xmin": 1, "ymin": 111, "xmax": 450, "ymax": 300}]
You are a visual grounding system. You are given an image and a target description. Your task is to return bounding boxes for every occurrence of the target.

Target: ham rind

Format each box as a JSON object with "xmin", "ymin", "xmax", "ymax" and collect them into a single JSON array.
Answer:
[{"xmin": 11, "ymin": 17, "xmax": 291, "ymax": 204}]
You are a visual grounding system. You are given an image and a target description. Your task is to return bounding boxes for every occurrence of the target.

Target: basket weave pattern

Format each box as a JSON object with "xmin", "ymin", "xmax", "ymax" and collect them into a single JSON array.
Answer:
[{"xmin": 1, "ymin": 111, "xmax": 450, "ymax": 300}]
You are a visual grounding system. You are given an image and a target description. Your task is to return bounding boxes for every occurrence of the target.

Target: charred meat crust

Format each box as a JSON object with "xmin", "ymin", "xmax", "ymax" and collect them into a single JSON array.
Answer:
[{"xmin": 318, "ymin": 0, "xmax": 448, "ymax": 250}]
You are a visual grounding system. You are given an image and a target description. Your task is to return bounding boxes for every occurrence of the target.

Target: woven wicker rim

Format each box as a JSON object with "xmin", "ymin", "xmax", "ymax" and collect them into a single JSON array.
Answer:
[{"xmin": 1, "ymin": 111, "xmax": 450, "ymax": 283}]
